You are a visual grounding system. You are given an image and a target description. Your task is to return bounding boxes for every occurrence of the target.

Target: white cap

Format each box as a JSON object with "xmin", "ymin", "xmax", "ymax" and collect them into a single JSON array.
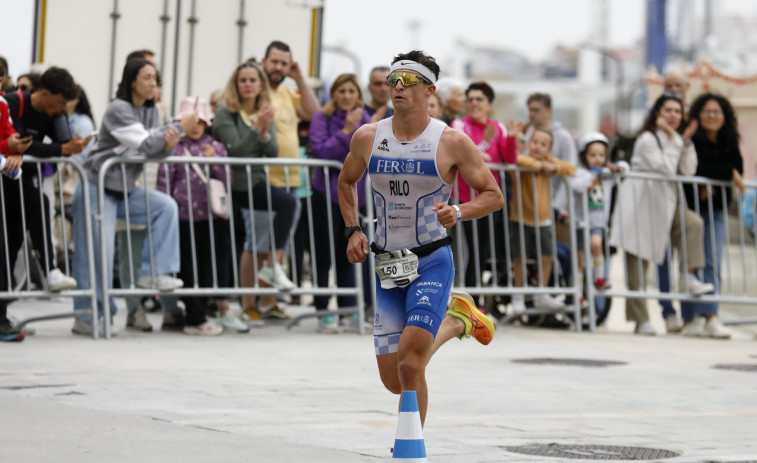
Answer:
[{"xmin": 577, "ymin": 132, "xmax": 609, "ymax": 154}]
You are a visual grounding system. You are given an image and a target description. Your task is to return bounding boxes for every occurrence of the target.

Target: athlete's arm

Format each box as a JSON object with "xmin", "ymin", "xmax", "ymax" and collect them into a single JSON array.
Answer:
[
  {"xmin": 433, "ymin": 129, "xmax": 504, "ymax": 228},
  {"xmin": 338, "ymin": 124, "xmax": 376, "ymax": 263}
]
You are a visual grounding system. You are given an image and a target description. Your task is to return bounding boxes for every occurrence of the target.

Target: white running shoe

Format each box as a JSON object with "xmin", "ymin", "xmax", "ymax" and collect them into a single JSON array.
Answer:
[
  {"xmin": 533, "ymin": 294, "xmax": 565, "ymax": 311},
  {"xmin": 48, "ymin": 269, "xmax": 77, "ymax": 292},
  {"xmin": 137, "ymin": 275, "xmax": 184, "ymax": 291},
  {"xmin": 681, "ymin": 317, "xmax": 706, "ymax": 337},
  {"xmin": 704, "ymin": 316, "xmax": 731, "ymax": 339},
  {"xmin": 634, "ymin": 321, "xmax": 656, "ymax": 336},
  {"xmin": 510, "ymin": 295, "xmax": 526, "ymax": 314},
  {"xmin": 217, "ymin": 314, "xmax": 250, "ymax": 334},
  {"xmin": 258, "ymin": 264, "xmax": 295, "ymax": 292},
  {"xmin": 681, "ymin": 274, "xmax": 715, "ymax": 296}
]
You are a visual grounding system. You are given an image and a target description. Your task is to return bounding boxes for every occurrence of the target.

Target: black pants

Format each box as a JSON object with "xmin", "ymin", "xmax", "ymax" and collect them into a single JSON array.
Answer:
[
  {"xmin": 462, "ymin": 212, "xmax": 507, "ymax": 288},
  {"xmin": 311, "ymin": 190, "xmax": 371, "ymax": 311},
  {"xmin": 178, "ymin": 219, "xmax": 231, "ymax": 326},
  {"xmin": 1, "ymin": 175, "xmax": 56, "ymax": 274}
]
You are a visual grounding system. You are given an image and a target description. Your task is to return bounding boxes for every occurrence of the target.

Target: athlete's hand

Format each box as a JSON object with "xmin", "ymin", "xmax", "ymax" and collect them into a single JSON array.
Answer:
[
  {"xmin": 346, "ymin": 231, "xmax": 369, "ymax": 263},
  {"xmin": 432, "ymin": 203, "xmax": 457, "ymax": 228}
]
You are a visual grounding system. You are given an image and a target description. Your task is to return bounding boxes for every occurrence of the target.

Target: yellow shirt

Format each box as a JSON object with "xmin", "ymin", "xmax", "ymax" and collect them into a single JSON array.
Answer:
[
  {"xmin": 269, "ymin": 85, "xmax": 302, "ymax": 188},
  {"xmin": 509, "ymin": 154, "xmax": 576, "ymax": 225}
]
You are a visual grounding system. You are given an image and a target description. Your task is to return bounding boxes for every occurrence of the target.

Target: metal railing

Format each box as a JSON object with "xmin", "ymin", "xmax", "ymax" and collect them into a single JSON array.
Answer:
[
  {"xmin": 0, "ymin": 157, "xmax": 99, "ymax": 335},
  {"xmin": 4, "ymin": 156, "xmax": 757, "ymax": 338}
]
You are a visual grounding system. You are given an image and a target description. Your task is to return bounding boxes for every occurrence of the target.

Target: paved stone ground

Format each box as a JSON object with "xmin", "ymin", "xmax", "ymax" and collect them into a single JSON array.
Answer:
[{"xmin": 2, "ymin": 298, "xmax": 757, "ymax": 462}]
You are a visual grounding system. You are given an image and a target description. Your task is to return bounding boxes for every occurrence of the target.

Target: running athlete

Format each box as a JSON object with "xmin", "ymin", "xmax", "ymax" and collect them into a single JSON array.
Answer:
[{"xmin": 337, "ymin": 50, "xmax": 504, "ymax": 426}]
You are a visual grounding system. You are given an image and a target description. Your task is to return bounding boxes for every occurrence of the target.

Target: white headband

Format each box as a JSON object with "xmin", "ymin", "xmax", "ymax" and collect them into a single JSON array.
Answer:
[{"xmin": 389, "ymin": 60, "xmax": 437, "ymax": 85}]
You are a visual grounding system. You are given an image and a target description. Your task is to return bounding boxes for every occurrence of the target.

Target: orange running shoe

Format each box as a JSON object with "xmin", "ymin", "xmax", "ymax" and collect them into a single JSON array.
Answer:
[{"xmin": 446, "ymin": 291, "xmax": 494, "ymax": 345}]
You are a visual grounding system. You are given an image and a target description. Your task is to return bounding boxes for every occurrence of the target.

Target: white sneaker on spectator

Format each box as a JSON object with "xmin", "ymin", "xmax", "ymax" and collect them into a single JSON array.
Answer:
[
  {"xmin": 681, "ymin": 274, "xmax": 715, "ymax": 296},
  {"xmin": 681, "ymin": 317, "xmax": 706, "ymax": 337},
  {"xmin": 48, "ymin": 269, "xmax": 76, "ymax": 292},
  {"xmin": 137, "ymin": 275, "xmax": 184, "ymax": 291},
  {"xmin": 183, "ymin": 322, "xmax": 223, "ymax": 336},
  {"xmin": 217, "ymin": 314, "xmax": 250, "ymax": 334},
  {"xmin": 317, "ymin": 315, "xmax": 340, "ymax": 334},
  {"xmin": 510, "ymin": 295, "xmax": 526, "ymax": 315},
  {"xmin": 634, "ymin": 321, "xmax": 656, "ymax": 336},
  {"xmin": 665, "ymin": 315, "xmax": 683, "ymax": 333},
  {"xmin": 704, "ymin": 316, "xmax": 731, "ymax": 339},
  {"xmin": 258, "ymin": 264, "xmax": 295, "ymax": 292},
  {"xmin": 533, "ymin": 294, "xmax": 565, "ymax": 312}
]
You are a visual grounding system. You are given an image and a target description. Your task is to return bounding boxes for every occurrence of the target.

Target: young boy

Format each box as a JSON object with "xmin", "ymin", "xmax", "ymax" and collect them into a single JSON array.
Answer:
[{"xmin": 509, "ymin": 128, "xmax": 576, "ymax": 313}]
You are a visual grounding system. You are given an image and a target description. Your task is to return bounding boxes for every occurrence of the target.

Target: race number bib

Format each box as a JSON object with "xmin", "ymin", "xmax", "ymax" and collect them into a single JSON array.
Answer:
[{"xmin": 376, "ymin": 249, "xmax": 420, "ymax": 289}]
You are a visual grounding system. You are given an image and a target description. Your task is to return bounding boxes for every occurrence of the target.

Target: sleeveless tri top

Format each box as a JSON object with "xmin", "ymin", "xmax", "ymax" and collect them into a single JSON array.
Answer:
[{"xmin": 368, "ymin": 117, "xmax": 451, "ymax": 251}]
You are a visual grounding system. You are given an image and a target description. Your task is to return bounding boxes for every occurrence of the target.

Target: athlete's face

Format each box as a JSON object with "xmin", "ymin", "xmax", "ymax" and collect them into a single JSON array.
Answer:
[{"xmin": 389, "ymin": 71, "xmax": 433, "ymax": 111}]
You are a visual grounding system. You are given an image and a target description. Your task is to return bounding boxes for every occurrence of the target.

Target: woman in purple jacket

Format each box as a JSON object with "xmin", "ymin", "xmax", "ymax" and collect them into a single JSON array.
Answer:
[{"xmin": 309, "ymin": 73, "xmax": 370, "ymax": 333}]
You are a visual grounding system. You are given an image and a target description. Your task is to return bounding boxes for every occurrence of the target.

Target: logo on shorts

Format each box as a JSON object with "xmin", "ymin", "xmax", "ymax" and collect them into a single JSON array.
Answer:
[
  {"xmin": 378, "ymin": 139, "xmax": 390, "ymax": 152},
  {"xmin": 375, "ymin": 313, "xmax": 379, "ymax": 325},
  {"xmin": 418, "ymin": 296, "xmax": 431, "ymax": 306},
  {"xmin": 408, "ymin": 314, "xmax": 434, "ymax": 327}
]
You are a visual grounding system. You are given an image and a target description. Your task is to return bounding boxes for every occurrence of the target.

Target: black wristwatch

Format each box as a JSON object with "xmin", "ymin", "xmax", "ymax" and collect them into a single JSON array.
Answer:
[{"xmin": 344, "ymin": 225, "xmax": 362, "ymax": 240}]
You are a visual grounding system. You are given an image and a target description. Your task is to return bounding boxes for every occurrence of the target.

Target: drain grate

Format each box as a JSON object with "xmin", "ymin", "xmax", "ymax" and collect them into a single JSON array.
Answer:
[
  {"xmin": 713, "ymin": 364, "xmax": 757, "ymax": 372},
  {"xmin": 505, "ymin": 444, "xmax": 680, "ymax": 460},
  {"xmin": 511, "ymin": 358, "xmax": 626, "ymax": 367}
]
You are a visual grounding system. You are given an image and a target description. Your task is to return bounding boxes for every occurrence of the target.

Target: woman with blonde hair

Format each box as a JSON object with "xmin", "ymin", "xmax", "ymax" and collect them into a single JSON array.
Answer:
[
  {"xmin": 213, "ymin": 60, "xmax": 296, "ymax": 325},
  {"xmin": 309, "ymin": 73, "xmax": 371, "ymax": 333}
]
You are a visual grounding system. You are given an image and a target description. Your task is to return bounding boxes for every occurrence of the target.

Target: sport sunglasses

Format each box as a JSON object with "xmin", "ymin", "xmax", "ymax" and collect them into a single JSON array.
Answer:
[{"xmin": 386, "ymin": 70, "xmax": 432, "ymax": 87}]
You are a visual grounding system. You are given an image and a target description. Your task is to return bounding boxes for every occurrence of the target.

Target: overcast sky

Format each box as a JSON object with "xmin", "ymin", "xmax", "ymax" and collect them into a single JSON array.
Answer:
[{"xmin": 320, "ymin": 0, "xmax": 757, "ymax": 85}]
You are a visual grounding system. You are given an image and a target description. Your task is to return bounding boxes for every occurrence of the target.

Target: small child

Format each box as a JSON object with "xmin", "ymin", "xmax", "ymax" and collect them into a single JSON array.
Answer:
[
  {"xmin": 570, "ymin": 132, "xmax": 628, "ymax": 293},
  {"xmin": 156, "ymin": 97, "xmax": 240, "ymax": 336},
  {"xmin": 509, "ymin": 128, "xmax": 576, "ymax": 313}
]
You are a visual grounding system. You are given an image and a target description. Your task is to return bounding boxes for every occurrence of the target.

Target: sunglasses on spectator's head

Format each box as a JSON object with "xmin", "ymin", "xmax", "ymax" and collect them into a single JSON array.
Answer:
[{"xmin": 387, "ymin": 70, "xmax": 431, "ymax": 87}]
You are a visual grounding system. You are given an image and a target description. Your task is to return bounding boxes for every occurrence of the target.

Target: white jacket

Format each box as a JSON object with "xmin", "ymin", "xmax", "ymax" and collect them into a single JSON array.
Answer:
[{"xmin": 609, "ymin": 129, "xmax": 697, "ymax": 264}]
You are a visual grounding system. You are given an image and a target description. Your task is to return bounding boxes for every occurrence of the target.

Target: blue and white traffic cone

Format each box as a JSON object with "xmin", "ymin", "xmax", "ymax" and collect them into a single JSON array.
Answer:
[{"xmin": 392, "ymin": 390, "xmax": 427, "ymax": 462}]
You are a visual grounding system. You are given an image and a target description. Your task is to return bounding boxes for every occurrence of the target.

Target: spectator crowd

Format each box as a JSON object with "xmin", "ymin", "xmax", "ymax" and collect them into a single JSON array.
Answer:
[{"xmin": 0, "ymin": 43, "xmax": 750, "ymax": 342}]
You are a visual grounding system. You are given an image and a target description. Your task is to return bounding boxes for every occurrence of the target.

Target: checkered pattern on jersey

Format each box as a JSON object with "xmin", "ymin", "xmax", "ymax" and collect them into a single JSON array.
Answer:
[
  {"xmin": 373, "ymin": 190, "xmax": 387, "ymax": 249},
  {"xmin": 415, "ymin": 185, "xmax": 452, "ymax": 245},
  {"xmin": 374, "ymin": 332, "xmax": 401, "ymax": 355}
]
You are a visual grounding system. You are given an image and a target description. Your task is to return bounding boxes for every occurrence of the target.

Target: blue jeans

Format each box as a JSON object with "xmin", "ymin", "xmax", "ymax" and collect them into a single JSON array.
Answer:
[
  {"xmin": 681, "ymin": 209, "xmax": 723, "ymax": 321},
  {"xmin": 657, "ymin": 255, "xmax": 676, "ymax": 319},
  {"xmin": 73, "ymin": 181, "xmax": 180, "ymax": 316}
]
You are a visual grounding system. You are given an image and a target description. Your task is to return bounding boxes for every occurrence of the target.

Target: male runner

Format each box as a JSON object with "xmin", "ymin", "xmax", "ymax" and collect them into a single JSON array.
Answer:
[{"xmin": 337, "ymin": 50, "xmax": 504, "ymax": 426}]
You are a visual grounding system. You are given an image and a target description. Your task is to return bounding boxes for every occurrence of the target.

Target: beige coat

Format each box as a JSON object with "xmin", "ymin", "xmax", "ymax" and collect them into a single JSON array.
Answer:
[{"xmin": 609, "ymin": 129, "xmax": 697, "ymax": 264}]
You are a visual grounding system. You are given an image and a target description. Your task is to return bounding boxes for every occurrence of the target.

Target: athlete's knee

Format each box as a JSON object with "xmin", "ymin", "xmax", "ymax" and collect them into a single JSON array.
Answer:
[{"xmin": 397, "ymin": 354, "xmax": 425, "ymax": 384}]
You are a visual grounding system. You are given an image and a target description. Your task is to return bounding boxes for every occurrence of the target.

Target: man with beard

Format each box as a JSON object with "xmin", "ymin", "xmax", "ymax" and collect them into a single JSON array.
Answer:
[{"xmin": 250, "ymin": 41, "xmax": 320, "ymax": 321}]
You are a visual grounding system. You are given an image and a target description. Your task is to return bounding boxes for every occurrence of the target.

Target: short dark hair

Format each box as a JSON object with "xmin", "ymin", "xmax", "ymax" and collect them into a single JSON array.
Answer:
[
  {"xmin": 39, "ymin": 67, "xmax": 78, "ymax": 100},
  {"xmin": 369, "ymin": 66, "xmax": 390, "ymax": 77},
  {"xmin": 466, "ymin": 81, "xmax": 494, "ymax": 103},
  {"xmin": 265, "ymin": 41, "xmax": 291, "ymax": 59},
  {"xmin": 126, "ymin": 49, "xmax": 155, "ymax": 62},
  {"xmin": 527, "ymin": 93, "xmax": 552, "ymax": 108},
  {"xmin": 391, "ymin": 50, "xmax": 440, "ymax": 81},
  {"xmin": 115, "ymin": 58, "xmax": 156, "ymax": 106}
]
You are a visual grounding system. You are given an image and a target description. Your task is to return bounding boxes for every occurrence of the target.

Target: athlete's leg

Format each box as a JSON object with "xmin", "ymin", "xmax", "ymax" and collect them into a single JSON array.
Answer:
[
  {"xmin": 431, "ymin": 316, "xmax": 465, "ymax": 356},
  {"xmin": 397, "ymin": 326, "xmax": 435, "ymax": 426}
]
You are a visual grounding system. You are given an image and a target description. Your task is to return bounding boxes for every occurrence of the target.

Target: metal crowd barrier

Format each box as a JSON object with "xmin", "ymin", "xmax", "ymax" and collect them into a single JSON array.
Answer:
[
  {"xmin": 450, "ymin": 164, "xmax": 585, "ymax": 331},
  {"xmin": 0, "ymin": 156, "xmax": 99, "ymax": 335},
  {"xmin": 590, "ymin": 170, "xmax": 757, "ymax": 327},
  {"xmin": 97, "ymin": 156, "xmax": 366, "ymax": 338},
  {"xmin": 7, "ymin": 156, "xmax": 756, "ymax": 338}
]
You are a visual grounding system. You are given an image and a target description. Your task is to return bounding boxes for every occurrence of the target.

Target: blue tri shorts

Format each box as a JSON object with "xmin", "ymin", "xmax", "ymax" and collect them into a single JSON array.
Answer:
[{"xmin": 373, "ymin": 245, "xmax": 455, "ymax": 356}]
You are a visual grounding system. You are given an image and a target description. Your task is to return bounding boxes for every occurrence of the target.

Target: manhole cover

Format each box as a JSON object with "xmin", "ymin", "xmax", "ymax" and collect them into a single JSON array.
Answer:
[
  {"xmin": 511, "ymin": 358, "xmax": 626, "ymax": 367},
  {"xmin": 713, "ymin": 364, "xmax": 757, "ymax": 372},
  {"xmin": 505, "ymin": 444, "xmax": 680, "ymax": 460}
]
